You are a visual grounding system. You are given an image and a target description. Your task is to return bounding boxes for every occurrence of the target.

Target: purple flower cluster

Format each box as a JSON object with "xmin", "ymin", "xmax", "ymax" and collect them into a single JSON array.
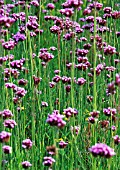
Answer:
[
  {"xmin": 18, "ymin": 79, "xmax": 28, "ymax": 86},
  {"xmin": 113, "ymin": 135, "xmax": 120, "ymax": 145},
  {"xmin": 22, "ymin": 139, "xmax": 33, "ymax": 149},
  {"xmin": 0, "ymin": 131, "xmax": 11, "ymax": 143},
  {"xmin": 10, "ymin": 58, "xmax": 25, "ymax": 70},
  {"xmin": 4, "ymin": 68, "xmax": 20, "ymax": 80},
  {"xmin": 38, "ymin": 50, "xmax": 54, "ymax": 63},
  {"xmin": 75, "ymin": 77, "xmax": 86, "ymax": 85},
  {"xmin": 104, "ymin": 45, "xmax": 116, "ymax": 55},
  {"xmin": 0, "ymin": 54, "xmax": 14, "ymax": 65},
  {"xmin": 3, "ymin": 119, "xmax": 17, "ymax": 129},
  {"xmin": 60, "ymin": 8, "xmax": 74, "ymax": 17},
  {"xmin": 47, "ymin": 3, "xmax": 55, "ymax": 10},
  {"xmin": 106, "ymin": 82, "xmax": 116, "ymax": 96},
  {"xmin": 2, "ymin": 145, "xmax": 12, "ymax": 154},
  {"xmin": 13, "ymin": 32, "xmax": 26, "ymax": 43},
  {"xmin": 2, "ymin": 39, "xmax": 16, "ymax": 50},
  {"xmin": 33, "ymin": 75, "xmax": 42, "ymax": 86},
  {"xmin": 115, "ymin": 73, "xmax": 120, "ymax": 86},
  {"xmin": 59, "ymin": 140, "xmax": 68, "ymax": 148},
  {"xmin": 26, "ymin": 16, "xmax": 39, "ymax": 30},
  {"xmin": 88, "ymin": 110, "xmax": 100, "ymax": 124},
  {"xmin": 89, "ymin": 143, "xmax": 115, "ymax": 158},
  {"xmin": 62, "ymin": 0, "xmax": 83, "ymax": 8},
  {"xmin": 46, "ymin": 110, "xmax": 66, "ymax": 128},
  {"xmin": 5, "ymin": 83, "xmax": 27, "ymax": 103},
  {"xmin": 0, "ymin": 109, "xmax": 13, "ymax": 119},
  {"xmin": 63, "ymin": 107, "xmax": 78, "ymax": 118},
  {"xmin": 22, "ymin": 161, "xmax": 32, "ymax": 168},
  {"xmin": 103, "ymin": 107, "xmax": 116, "ymax": 116},
  {"xmin": 43, "ymin": 156, "xmax": 55, "ymax": 167},
  {"xmin": 30, "ymin": 0, "xmax": 39, "ymax": 7}
]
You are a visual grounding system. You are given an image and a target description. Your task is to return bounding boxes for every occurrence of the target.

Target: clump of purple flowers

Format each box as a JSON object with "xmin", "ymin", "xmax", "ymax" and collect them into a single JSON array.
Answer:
[
  {"xmin": 46, "ymin": 110, "xmax": 66, "ymax": 128},
  {"xmin": 62, "ymin": 0, "xmax": 83, "ymax": 8},
  {"xmin": 104, "ymin": 45, "xmax": 116, "ymax": 55},
  {"xmin": 89, "ymin": 143, "xmax": 115, "ymax": 158},
  {"xmin": 106, "ymin": 81, "xmax": 116, "ymax": 96},
  {"xmin": 46, "ymin": 3, "xmax": 55, "ymax": 10},
  {"xmin": 22, "ymin": 139, "xmax": 33, "ymax": 149},
  {"xmin": 3, "ymin": 119, "xmax": 17, "ymax": 129},
  {"xmin": 113, "ymin": 135, "xmax": 120, "ymax": 145},
  {"xmin": 115, "ymin": 73, "xmax": 120, "ymax": 86},
  {"xmin": 38, "ymin": 50, "xmax": 54, "ymax": 63},
  {"xmin": 0, "ymin": 131, "xmax": 11, "ymax": 143},
  {"xmin": 0, "ymin": 109, "xmax": 13, "ymax": 119},
  {"xmin": 59, "ymin": 140, "xmax": 68, "ymax": 148},
  {"xmin": 22, "ymin": 161, "xmax": 32, "ymax": 169},
  {"xmin": 13, "ymin": 32, "xmax": 26, "ymax": 43},
  {"xmin": 43, "ymin": 156, "xmax": 55, "ymax": 167},
  {"xmin": 2, "ymin": 145, "xmax": 12, "ymax": 154},
  {"xmin": 63, "ymin": 107, "xmax": 78, "ymax": 118},
  {"xmin": 103, "ymin": 107, "xmax": 116, "ymax": 116}
]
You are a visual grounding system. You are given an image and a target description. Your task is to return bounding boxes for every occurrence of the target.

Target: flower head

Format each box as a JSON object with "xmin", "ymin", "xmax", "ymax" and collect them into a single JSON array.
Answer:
[
  {"xmin": 22, "ymin": 139, "xmax": 33, "ymax": 149},
  {"xmin": 89, "ymin": 143, "xmax": 115, "ymax": 158},
  {"xmin": 2, "ymin": 145, "xmax": 12, "ymax": 154},
  {"xmin": 0, "ymin": 131, "xmax": 11, "ymax": 143},
  {"xmin": 43, "ymin": 156, "xmax": 55, "ymax": 167},
  {"xmin": 22, "ymin": 161, "xmax": 32, "ymax": 169}
]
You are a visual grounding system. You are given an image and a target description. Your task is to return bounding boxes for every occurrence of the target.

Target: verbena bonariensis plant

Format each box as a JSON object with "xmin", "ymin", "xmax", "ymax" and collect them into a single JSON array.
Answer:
[{"xmin": 0, "ymin": 0, "xmax": 120, "ymax": 169}]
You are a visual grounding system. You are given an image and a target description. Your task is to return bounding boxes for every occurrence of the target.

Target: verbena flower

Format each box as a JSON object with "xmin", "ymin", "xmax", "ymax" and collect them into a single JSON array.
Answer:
[
  {"xmin": 30, "ymin": 0, "xmax": 39, "ymax": 7},
  {"xmin": 22, "ymin": 161, "xmax": 32, "ymax": 168},
  {"xmin": 0, "ymin": 131, "xmax": 11, "ymax": 143},
  {"xmin": 103, "ymin": 107, "xmax": 116, "ymax": 116},
  {"xmin": 76, "ymin": 77, "xmax": 86, "ymax": 85},
  {"xmin": 52, "ymin": 75, "xmax": 61, "ymax": 83},
  {"xmin": 115, "ymin": 73, "xmax": 120, "ymax": 86},
  {"xmin": 59, "ymin": 140, "xmax": 68, "ymax": 148},
  {"xmin": 113, "ymin": 135, "xmax": 120, "ymax": 144},
  {"xmin": 18, "ymin": 79, "xmax": 28, "ymax": 86},
  {"xmin": 89, "ymin": 143, "xmax": 115, "ymax": 158},
  {"xmin": 2, "ymin": 39, "xmax": 16, "ymax": 50},
  {"xmin": 65, "ymin": 85, "xmax": 71, "ymax": 92},
  {"xmin": 46, "ymin": 3, "xmax": 55, "ymax": 10},
  {"xmin": 13, "ymin": 32, "xmax": 26, "ymax": 42},
  {"xmin": 46, "ymin": 110, "xmax": 66, "ymax": 128},
  {"xmin": 106, "ymin": 82, "xmax": 116, "ymax": 96},
  {"xmin": 0, "ymin": 109, "xmax": 13, "ymax": 119},
  {"xmin": 63, "ymin": 107, "xmax": 78, "ymax": 118},
  {"xmin": 99, "ymin": 120, "xmax": 109, "ymax": 128},
  {"xmin": 88, "ymin": 117, "xmax": 96, "ymax": 124},
  {"xmin": 111, "ymin": 126, "xmax": 116, "ymax": 131},
  {"xmin": 103, "ymin": 7, "xmax": 112, "ymax": 14},
  {"xmin": 33, "ymin": 75, "xmax": 42, "ymax": 86},
  {"xmin": 2, "ymin": 145, "xmax": 12, "ymax": 154},
  {"xmin": 104, "ymin": 45, "xmax": 116, "ymax": 55},
  {"xmin": 90, "ymin": 111, "xmax": 100, "ymax": 118},
  {"xmin": 3, "ymin": 119, "xmax": 17, "ymax": 129},
  {"xmin": 22, "ymin": 139, "xmax": 33, "ymax": 149},
  {"xmin": 60, "ymin": 8, "xmax": 74, "ymax": 17},
  {"xmin": 43, "ymin": 156, "xmax": 55, "ymax": 166},
  {"xmin": 41, "ymin": 102, "xmax": 48, "ymax": 107},
  {"xmin": 62, "ymin": 0, "xmax": 83, "ymax": 8}
]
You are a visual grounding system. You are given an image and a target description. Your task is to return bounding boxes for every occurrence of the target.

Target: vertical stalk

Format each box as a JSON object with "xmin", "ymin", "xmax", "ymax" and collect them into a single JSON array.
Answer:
[
  {"xmin": 71, "ymin": 9, "xmax": 77, "ymax": 108},
  {"xmin": 58, "ymin": 32, "xmax": 61, "ymax": 112},
  {"xmin": 92, "ymin": 3, "xmax": 97, "ymax": 170}
]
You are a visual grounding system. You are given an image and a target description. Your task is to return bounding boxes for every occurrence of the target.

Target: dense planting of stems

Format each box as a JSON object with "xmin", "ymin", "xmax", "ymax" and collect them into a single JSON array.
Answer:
[{"xmin": 0, "ymin": 0, "xmax": 120, "ymax": 170}]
